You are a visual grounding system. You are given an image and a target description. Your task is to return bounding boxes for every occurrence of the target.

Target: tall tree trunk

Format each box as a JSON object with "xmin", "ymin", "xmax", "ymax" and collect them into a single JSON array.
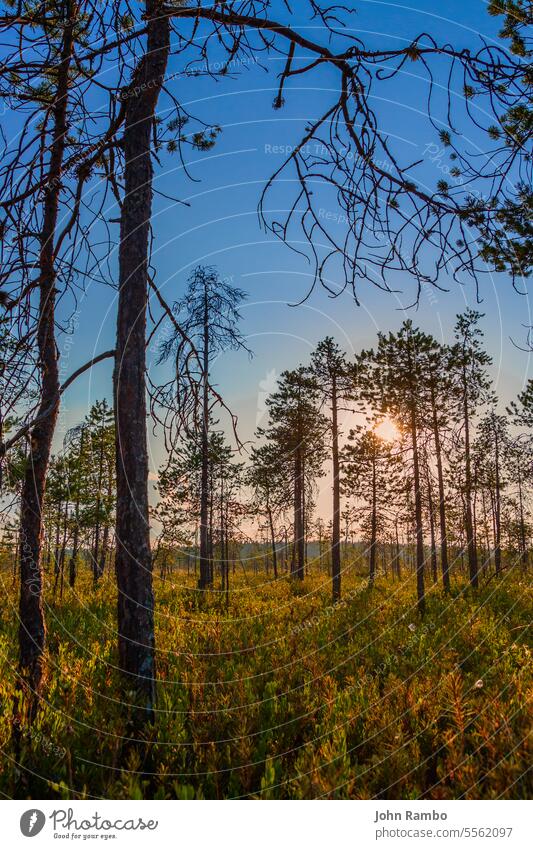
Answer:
[
  {"xmin": 431, "ymin": 387, "xmax": 450, "ymax": 592},
  {"xmin": 99, "ymin": 523, "xmax": 109, "ymax": 578},
  {"xmin": 53, "ymin": 500, "xmax": 62, "ymax": 594},
  {"xmin": 68, "ymin": 428, "xmax": 84, "ymax": 588},
  {"xmin": 98, "ymin": 470, "xmax": 113, "ymax": 579},
  {"xmin": 219, "ymin": 480, "xmax": 225, "ymax": 591},
  {"xmin": 18, "ymin": 11, "xmax": 75, "ymax": 696},
  {"xmin": 425, "ymin": 462, "xmax": 438, "ymax": 583},
  {"xmin": 331, "ymin": 377, "xmax": 341, "ymax": 600},
  {"xmin": 208, "ymin": 484, "xmax": 214, "ymax": 585},
  {"xmin": 301, "ymin": 454, "xmax": 307, "ymax": 573},
  {"xmin": 463, "ymin": 373, "xmax": 478, "ymax": 587},
  {"xmin": 199, "ymin": 286, "xmax": 211, "ymax": 590},
  {"xmin": 369, "ymin": 454, "xmax": 377, "ymax": 585},
  {"xmin": 494, "ymin": 426, "xmax": 502, "ymax": 576},
  {"xmin": 517, "ymin": 465, "xmax": 528, "ymax": 569},
  {"xmin": 267, "ymin": 505, "xmax": 278, "ymax": 579},
  {"xmin": 59, "ymin": 500, "xmax": 69, "ymax": 600},
  {"xmin": 92, "ymin": 518, "xmax": 101, "ymax": 584},
  {"xmin": 406, "ymin": 337, "xmax": 425, "ymax": 616},
  {"xmin": 485, "ymin": 488, "xmax": 494, "ymax": 573},
  {"xmin": 294, "ymin": 447, "xmax": 304, "ymax": 579},
  {"xmin": 394, "ymin": 519, "xmax": 401, "ymax": 579},
  {"xmin": 411, "ymin": 408, "xmax": 425, "ymax": 616},
  {"xmin": 68, "ymin": 518, "xmax": 79, "ymax": 590},
  {"xmin": 224, "ymin": 510, "xmax": 230, "ymax": 606},
  {"xmin": 114, "ymin": 2, "xmax": 170, "ymax": 720},
  {"xmin": 92, "ymin": 429, "xmax": 105, "ymax": 586}
]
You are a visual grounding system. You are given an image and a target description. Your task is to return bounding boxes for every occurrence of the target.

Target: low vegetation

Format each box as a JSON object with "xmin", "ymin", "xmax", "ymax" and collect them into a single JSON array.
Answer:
[{"xmin": 1, "ymin": 561, "xmax": 529, "ymax": 799}]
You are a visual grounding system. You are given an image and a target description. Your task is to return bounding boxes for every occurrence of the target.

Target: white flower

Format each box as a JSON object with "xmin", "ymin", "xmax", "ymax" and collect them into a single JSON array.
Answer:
[
  {"xmin": 408, "ymin": 623, "xmax": 416, "ymax": 632},
  {"xmin": 474, "ymin": 679, "xmax": 484, "ymax": 689}
]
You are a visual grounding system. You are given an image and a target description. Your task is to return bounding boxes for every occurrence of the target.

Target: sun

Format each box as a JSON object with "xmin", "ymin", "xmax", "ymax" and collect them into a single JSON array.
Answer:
[{"xmin": 374, "ymin": 416, "xmax": 400, "ymax": 442}]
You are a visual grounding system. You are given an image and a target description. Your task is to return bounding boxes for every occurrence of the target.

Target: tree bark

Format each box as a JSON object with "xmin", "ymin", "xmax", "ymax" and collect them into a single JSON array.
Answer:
[
  {"xmin": 19, "ymin": 10, "xmax": 74, "ymax": 697},
  {"xmin": 98, "ymin": 469, "xmax": 113, "ymax": 578},
  {"xmin": 494, "ymin": 426, "xmax": 502, "ymax": 576},
  {"xmin": 369, "ymin": 453, "xmax": 377, "ymax": 585},
  {"xmin": 58, "ymin": 500, "xmax": 69, "ymax": 600},
  {"xmin": 92, "ymin": 426, "xmax": 105, "ymax": 586},
  {"xmin": 219, "ymin": 479, "xmax": 225, "ymax": 591},
  {"xmin": 294, "ymin": 446, "xmax": 304, "ymax": 579},
  {"xmin": 425, "ymin": 462, "xmax": 438, "ymax": 583},
  {"xmin": 430, "ymin": 386, "xmax": 450, "ymax": 592},
  {"xmin": 394, "ymin": 520, "xmax": 401, "ymax": 580},
  {"xmin": 99, "ymin": 523, "xmax": 110, "ymax": 578},
  {"xmin": 301, "ymin": 454, "xmax": 307, "ymax": 573},
  {"xmin": 53, "ymin": 500, "xmax": 62, "ymax": 593},
  {"xmin": 199, "ymin": 284, "xmax": 211, "ymax": 590},
  {"xmin": 224, "ymin": 509, "xmax": 230, "ymax": 606},
  {"xmin": 517, "ymin": 464, "xmax": 528, "ymax": 569},
  {"xmin": 267, "ymin": 505, "xmax": 278, "ymax": 579},
  {"xmin": 462, "ymin": 370, "xmax": 478, "ymax": 587},
  {"xmin": 114, "ymin": 1, "xmax": 170, "ymax": 720},
  {"xmin": 331, "ymin": 376, "xmax": 341, "ymax": 600},
  {"xmin": 410, "ymin": 408, "xmax": 426, "ymax": 616},
  {"xmin": 68, "ymin": 429, "xmax": 84, "ymax": 588}
]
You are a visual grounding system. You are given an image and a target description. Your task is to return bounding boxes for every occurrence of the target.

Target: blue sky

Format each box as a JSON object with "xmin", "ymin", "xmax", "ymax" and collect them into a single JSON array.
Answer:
[{"xmin": 18, "ymin": 0, "xmax": 529, "ymax": 475}]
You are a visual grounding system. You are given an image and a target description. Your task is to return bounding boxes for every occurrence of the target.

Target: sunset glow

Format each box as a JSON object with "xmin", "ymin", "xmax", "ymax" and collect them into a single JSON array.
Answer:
[{"xmin": 374, "ymin": 417, "xmax": 400, "ymax": 442}]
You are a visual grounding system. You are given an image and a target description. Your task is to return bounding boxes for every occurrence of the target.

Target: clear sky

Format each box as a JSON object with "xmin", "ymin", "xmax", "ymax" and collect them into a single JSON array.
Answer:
[{"xmin": 21, "ymin": 0, "xmax": 529, "ymax": 489}]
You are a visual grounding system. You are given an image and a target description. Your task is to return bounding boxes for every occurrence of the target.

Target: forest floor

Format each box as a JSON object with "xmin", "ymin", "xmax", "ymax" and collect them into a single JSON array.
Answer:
[{"xmin": 0, "ymin": 562, "xmax": 531, "ymax": 799}]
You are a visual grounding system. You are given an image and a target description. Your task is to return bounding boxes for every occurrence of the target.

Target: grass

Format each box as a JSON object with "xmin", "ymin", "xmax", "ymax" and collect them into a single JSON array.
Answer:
[{"xmin": 0, "ymin": 559, "xmax": 531, "ymax": 799}]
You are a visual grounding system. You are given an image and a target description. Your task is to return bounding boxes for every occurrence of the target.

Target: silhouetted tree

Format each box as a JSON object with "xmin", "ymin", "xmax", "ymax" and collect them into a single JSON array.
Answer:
[
  {"xmin": 476, "ymin": 410, "xmax": 509, "ymax": 575},
  {"xmin": 342, "ymin": 426, "xmax": 401, "ymax": 585},
  {"xmin": 450, "ymin": 310, "xmax": 492, "ymax": 588},
  {"xmin": 259, "ymin": 368, "xmax": 326, "ymax": 580},
  {"xmin": 310, "ymin": 337, "xmax": 355, "ymax": 600},
  {"xmin": 158, "ymin": 266, "xmax": 249, "ymax": 590},
  {"xmin": 247, "ymin": 444, "xmax": 286, "ymax": 580},
  {"xmin": 359, "ymin": 322, "xmax": 436, "ymax": 615}
]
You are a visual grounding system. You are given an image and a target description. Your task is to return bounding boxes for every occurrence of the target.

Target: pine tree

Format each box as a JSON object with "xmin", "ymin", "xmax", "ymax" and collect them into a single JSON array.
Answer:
[
  {"xmin": 159, "ymin": 266, "xmax": 249, "ymax": 590},
  {"xmin": 507, "ymin": 380, "xmax": 533, "ymax": 429},
  {"xmin": 154, "ymin": 437, "xmax": 203, "ymax": 578},
  {"xmin": 358, "ymin": 321, "xmax": 436, "ymax": 615},
  {"xmin": 341, "ymin": 426, "xmax": 401, "ymax": 585},
  {"xmin": 259, "ymin": 368, "xmax": 326, "ymax": 580},
  {"xmin": 425, "ymin": 340, "xmax": 457, "ymax": 592},
  {"xmin": 450, "ymin": 310, "xmax": 492, "ymax": 588},
  {"xmin": 247, "ymin": 444, "xmax": 286, "ymax": 580},
  {"xmin": 476, "ymin": 410, "xmax": 509, "ymax": 576},
  {"xmin": 504, "ymin": 438, "xmax": 532, "ymax": 570},
  {"xmin": 310, "ymin": 337, "xmax": 355, "ymax": 600},
  {"xmin": 84, "ymin": 400, "xmax": 115, "ymax": 586}
]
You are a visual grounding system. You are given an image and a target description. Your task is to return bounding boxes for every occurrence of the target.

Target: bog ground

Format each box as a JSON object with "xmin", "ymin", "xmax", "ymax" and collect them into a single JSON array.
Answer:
[{"xmin": 1, "ymin": 563, "xmax": 530, "ymax": 800}]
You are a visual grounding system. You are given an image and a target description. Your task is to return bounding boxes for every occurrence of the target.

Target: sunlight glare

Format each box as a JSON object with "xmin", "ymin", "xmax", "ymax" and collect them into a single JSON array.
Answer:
[{"xmin": 374, "ymin": 417, "xmax": 400, "ymax": 442}]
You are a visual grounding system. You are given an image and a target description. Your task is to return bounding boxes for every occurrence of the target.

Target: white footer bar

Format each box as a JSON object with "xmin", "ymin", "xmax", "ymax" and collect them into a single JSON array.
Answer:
[{"xmin": 4, "ymin": 799, "xmax": 530, "ymax": 848}]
